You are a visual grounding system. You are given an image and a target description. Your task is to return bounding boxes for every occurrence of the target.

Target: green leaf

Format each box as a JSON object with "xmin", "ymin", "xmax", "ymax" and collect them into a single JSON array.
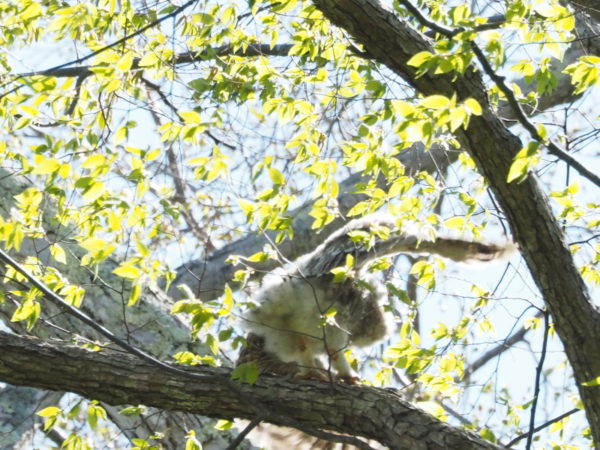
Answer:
[
  {"xmin": 49, "ymin": 243, "xmax": 67, "ymax": 264},
  {"xmin": 11, "ymin": 297, "xmax": 41, "ymax": 329},
  {"xmin": 268, "ymin": 167, "xmax": 285, "ymax": 185},
  {"xmin": 463, "ymin": 98, "xmax": 482, "ymax": 115},
  {"xmin": 128, "ymin": 282, "xmax": 142, "ymax": 306},
  {"xmin": 420, "ymin": 95, "xmax": 450, "ymax": 109},
  {"xmin": 506, "ymin": 142, "xmax": 540, "ymax": 183},
  {"xmin": 180, "ymin": 111, "xmax": 202, "ymax": 124},
  {"xmin": 138, "ymin": 52, "xmax": 159, "ymax": 67},
  {"xmin": 219, "ymin": 284, "xmax": 234, "ymax": 316},
  {"xmin": 120, "ymin": 406, "xmax": 144, "ymax": 416},
  {"xmin": 87, "ymin": 402, "xmax": 107, "ymax": 430},
  {"xmin": 81, "ymin": 180, "xmax": 105, "ymax": 202},
  {"xmin": 214, "ymin": 419, "xmax": 233, "ymax": 430},
  {"xmin": 407, "ymin": 51, "xmax": 433, "ymax": 67},
  {"xmin": 185, "ymin": 431, "xmax": 203, "ymax": 450},
  {"xmin": 583, "ymin": 376, "xmax": 600, "ymax": 387},
  {"xmin": 444, "ymin": 216, "xmax": 465, "ymax": 229},
  {"xmin": 113, "ymin": 264, "xmax": 141, "ymax": 280},
  {"xmin": 231, "ymin": 362, "xmax": 260, "ymax": 384},
  {"xmin": 37, "ymin": 406, "xmax": 61, "ymax": 417}
]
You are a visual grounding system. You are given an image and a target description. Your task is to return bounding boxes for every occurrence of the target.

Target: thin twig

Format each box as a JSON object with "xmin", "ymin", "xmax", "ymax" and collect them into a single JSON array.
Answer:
[
  {"xmin": 465, "ymin": 311, "xmax": 543, "ymax": 378},
  {"xmin": 224, "ymin": 416, "xmax": 264, "ymax": 450},
  {"xmin": 569, "ymin": 233, "xmax": 600, "ymax": 246},
  {"xmin": 525, "ymin": 311, "xmax": 550, "ymax": 449},
  {"xmin": 504, "ymin": 407, "xmax": 581, "ymax": 447},
  {"xmin": 7, "ymin": 44, "xmax": 295, "ymax": 82}
]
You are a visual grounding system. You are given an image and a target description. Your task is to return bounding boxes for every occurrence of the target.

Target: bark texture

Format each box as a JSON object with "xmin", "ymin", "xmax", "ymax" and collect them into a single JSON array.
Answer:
[{"xmin": 0, "ymin": 332, "xmax": 502, "ymax": 450}]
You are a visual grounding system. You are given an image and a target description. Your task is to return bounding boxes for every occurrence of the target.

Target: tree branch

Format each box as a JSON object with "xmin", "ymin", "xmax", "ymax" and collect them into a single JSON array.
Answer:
[
  {"xmin": 525, "ymin": 312, "xmax": 550, "ymax": 449},
  {"xmin": 504, "ymin": 408, "xmax": 582, "ymax": 448},
  {"xmin": 0, "ymin": 0, "xmax": 200, "ymax": 99},
  {"xmin": 9, "ymin": 44, "xmax": 295, "ymax": 81},
  {"xmin": 0, "ymin": 332, "xmax": 503, "ymax": 450},
  {"xmin": 464, "ymin": 311, "xmax": 543, "ymax": 378}
]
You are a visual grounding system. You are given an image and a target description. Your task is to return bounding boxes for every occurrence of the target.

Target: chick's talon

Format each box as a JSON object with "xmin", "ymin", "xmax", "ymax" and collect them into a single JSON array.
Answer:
[{"xmin": 337, "ymin": 375, "xmax": 361, "ymax": 384}]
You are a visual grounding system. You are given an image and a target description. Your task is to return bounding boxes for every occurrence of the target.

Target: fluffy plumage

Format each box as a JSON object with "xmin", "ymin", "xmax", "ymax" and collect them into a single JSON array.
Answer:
[{"xmin": 240, "ymin": 214, "xmax": 513, "ymax": 380}]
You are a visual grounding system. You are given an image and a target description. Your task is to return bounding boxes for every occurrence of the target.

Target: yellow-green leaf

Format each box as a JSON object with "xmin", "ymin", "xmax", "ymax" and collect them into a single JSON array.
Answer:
[
  {"xmin": 583, "ymin": 376, "xmax": 600, "ymax": 387},
  {"xmin": 37, "ymin": 406, "xmax": 61, "ymax": 417},
  {"xmin": 269, "ymin": 167, "xmax": 285, "ymax": 185},
  {"xmin": 138, "ymin": 52, "xmax": 159, "ymax": 67},
  {"xmin": 49, "ymin": 243, "xmax": 67, "ymax": 264},
  {"xmin": 464, "ymin": 98, "xmax": 482, "ymax": 115},
  {"xmin": 113, "ymin": 264, "xmax": 141, "ymax": 280},
  {"xmin": 444, "ymin": 216, "xmax": 465, "ymax": 229},
  {"xmin": 407, "ymin": 51, "xmax": 433, "ymax": 67},
  {"xmin": 420, "ymin": 95, "xmax": 450, "ymax": 109}
]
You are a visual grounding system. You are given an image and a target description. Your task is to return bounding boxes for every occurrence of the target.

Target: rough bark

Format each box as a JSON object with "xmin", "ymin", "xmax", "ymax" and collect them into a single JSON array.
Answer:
[
  {"xmin": 0, "ymin": 332, "xmax": 502, "ymax": 450},
  {"xmin": 307, "ymin": 0, "xmax": 600, "ymax": 443}
]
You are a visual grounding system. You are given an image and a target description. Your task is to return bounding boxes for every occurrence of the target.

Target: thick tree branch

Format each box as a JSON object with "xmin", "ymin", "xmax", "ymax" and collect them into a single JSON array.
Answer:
[
  {"xmin": 0, "ymin": 247, "xmax": 378, "ymax": 449},
  {"xmin": 0, "ymin": 332, "xmax": 502, "ymax": 450}
]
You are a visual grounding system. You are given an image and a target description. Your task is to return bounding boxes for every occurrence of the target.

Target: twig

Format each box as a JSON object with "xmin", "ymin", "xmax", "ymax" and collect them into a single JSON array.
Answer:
[
  {"xmin": 504, "ymin": 407, "xmax": 581, "ymax": 447},
  {"xmin": 65, "ymin": 75, "xmax": 86, "ymax": 116},
  {"xmin": 569, "ymin": 233, "xmax": 600, "ymax": 246},
  {"xmin": 464, "ymin": 311, "xmax": 543, "ymax": 378},
  {"xmin": 7, "ymin": 44, "xmax": 295, "ymax": 82},
  {"xmin": 525, "ymin": 311, "xmax": 550, "ymax": 449},
  {"xmin": 224, "ymin": 416, "xmax": 264, "ymax": 450}
]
